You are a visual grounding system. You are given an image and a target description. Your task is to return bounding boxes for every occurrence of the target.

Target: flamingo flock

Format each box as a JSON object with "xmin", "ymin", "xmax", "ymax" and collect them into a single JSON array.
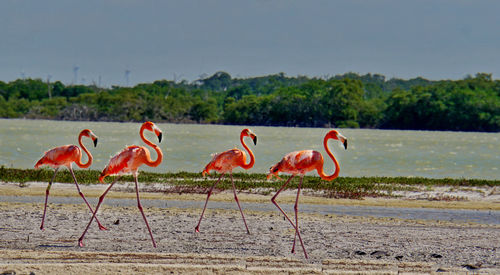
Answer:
[{"xmin": 35, "ymin": 121, "xmax": 347, "ymax": 259}]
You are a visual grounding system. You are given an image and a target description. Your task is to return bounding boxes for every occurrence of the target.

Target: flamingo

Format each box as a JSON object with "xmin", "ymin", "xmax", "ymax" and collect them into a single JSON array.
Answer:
[
  {"xmin": 195, "ymin": 128, "xmax": 257, "ymax": 234},
  {"xmin": 267, "ymin": 129, "xmax": 347, "ymax": 259},
  {"xmin": 34, "ymin": 129, "xmax": 107, "ymax": 231},
  {"xmin": 78, "ymin": 121, "xmax": 163, "ymax": 248}
]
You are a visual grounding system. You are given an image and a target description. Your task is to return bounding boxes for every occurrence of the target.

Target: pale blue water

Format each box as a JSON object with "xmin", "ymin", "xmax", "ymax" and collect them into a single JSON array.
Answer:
[
  {"xmin": 1, "ymin": 195, "xmax": 498, "ymax": 225},
  {"xmin": 1, "ymin": 119, "xmax": 499, "ymax": 179}
]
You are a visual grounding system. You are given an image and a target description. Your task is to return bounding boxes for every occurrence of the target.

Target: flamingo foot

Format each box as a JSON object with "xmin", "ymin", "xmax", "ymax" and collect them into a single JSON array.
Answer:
[
  {"xmin": 194, "ymin": 226, "xmax": 200, "ymax": 233},
  {"xmin": 78, "ymin": 239, "xmax": 84, "ymax": 247},
  {"xmin": 98, "ymin": 224, "xmax": 108, "ymax": 231},
  {"xmin": 40, "ymin": 225, "xmax": 44, "ymax": 231}
]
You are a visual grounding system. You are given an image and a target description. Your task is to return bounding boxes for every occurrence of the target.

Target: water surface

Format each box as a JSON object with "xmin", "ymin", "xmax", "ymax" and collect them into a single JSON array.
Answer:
[
  {"xmin": 1, "ymin": 195, "xmax": 497, "ymax": 225},
  {"xmin": 1, "ymin": 119, "xmax": 498, "ymax": 179}
]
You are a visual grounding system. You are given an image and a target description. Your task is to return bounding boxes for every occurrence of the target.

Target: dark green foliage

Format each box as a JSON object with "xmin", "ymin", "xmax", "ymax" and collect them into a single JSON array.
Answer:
[
  {"xmin": 5, "ymin": 78, "xmax": 48, "ymax": 101},
  {"xmin": 382, "ymin": 73, "xmax": 500, "ymax": 131},
  {"xmin": 1, "ymin": 72, "xmax": 499, "ymax": 132}
]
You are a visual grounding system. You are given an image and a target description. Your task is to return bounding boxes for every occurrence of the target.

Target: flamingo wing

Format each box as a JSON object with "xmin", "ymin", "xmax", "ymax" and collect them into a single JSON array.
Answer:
[
  {"xmin": 35, "ymin": 145, "xmax": 80, "ymax": 169},
  {"xmin": 206, "ymin": 149, "xmax": 245, "ymax": 173},
  {"xmin": 277, "ymin": 150, "xmax": 322, "ymax": 174},
  {"xmin": 104, "ymin": 146, "xmax": 142, "ymax": 176}
]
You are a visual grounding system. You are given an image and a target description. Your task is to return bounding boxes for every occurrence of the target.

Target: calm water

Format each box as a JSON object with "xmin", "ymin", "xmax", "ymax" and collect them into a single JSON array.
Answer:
[
  {"xmin": 1, "ymin": 119, "xmax": 499, "ymax": 179},
  {"xmin": 2, "ymin": 195, "xmax": 498, "ymax": 225}
]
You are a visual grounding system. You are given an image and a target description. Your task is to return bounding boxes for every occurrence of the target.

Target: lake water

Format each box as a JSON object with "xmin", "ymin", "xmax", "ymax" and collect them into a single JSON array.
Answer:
[
  {"xmin": 1, "ymin": 119, "xmax": 499, "ymax": 180},
  {"xmin": 2, "ymin": 195, "xmax": 498, "ymax": 225}
]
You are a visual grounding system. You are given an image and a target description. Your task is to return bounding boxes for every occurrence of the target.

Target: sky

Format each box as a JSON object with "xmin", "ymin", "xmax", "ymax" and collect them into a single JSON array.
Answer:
[{"xmin": 1, "ymin": 0, "xmax": 499, "ymax": 87}]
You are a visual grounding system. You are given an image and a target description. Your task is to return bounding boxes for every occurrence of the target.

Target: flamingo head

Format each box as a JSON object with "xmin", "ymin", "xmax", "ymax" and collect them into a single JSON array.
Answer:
[
  {"xmin": 143, "ymin": 121, "xmax": 163, "ymax": 143},
  {"xmin": 267, "ymin": 163, "xmax": 283, "ymax": 180},
  {"xmin": 81, "ymin": 129, "xmax": 98, "ymax": 147},
  {"xmin": 242, "ymin": 128, "xmax": 257, "ymax": 145},
  {"xmin": 327, "ymin": 130, "xmax": 347, "ymax": 150}
]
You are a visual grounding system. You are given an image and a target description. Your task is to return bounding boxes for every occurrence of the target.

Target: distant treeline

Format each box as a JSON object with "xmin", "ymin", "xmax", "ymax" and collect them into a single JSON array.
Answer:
[{"xmin": 0, "ymin": 72, "xmax": 499, "ymax": 132}]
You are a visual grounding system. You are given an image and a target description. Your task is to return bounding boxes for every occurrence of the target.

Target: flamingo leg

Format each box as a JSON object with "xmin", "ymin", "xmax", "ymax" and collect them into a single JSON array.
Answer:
[
  {"xmin": 69, "ymin": 167, "xmax": 107, "ymax": 231},
  {"xmin": 195, "ymin": 173, "xmax": 224, "ymax": 233},
  {"xmin": 271, "ymin": 174, "xmax": 308, "ymax": 259},
  {"xmin": 291, "ymin": 175, "xmax": 303, "ymax": 252},
  {"xmin": 40, "ymin": 168, "xmax": 59, "ymax": 230},
  {"xmin": 230, "ymin": 173, "xmax": 250, "ymax": 234},
  {"xmin": 271, "ymin": 175, "xmax": 295, "ymax": 226},
  {"xmin": 78, "ymin": 176, "xmax": 119, "ymax": 247},
  {"xmin": 291, "ymin": 175, "xmax": 307, "ymax": 259},
  {"xmin": 133, "ymin": 174, "xmax": 157, "ymax": 248}
]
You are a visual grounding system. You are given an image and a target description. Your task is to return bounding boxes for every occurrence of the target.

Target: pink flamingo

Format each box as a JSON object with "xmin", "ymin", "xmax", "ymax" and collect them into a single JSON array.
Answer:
[
  {"xmin": 78, "ymin": 121, "xmax": 163, "ymax": 248},
  {"xmin": 195, "ymin": 128, "xmax": 257, "ymax": 234},
  {"xmin": 267, "ymin": 129, "xmax": 347, "ymax": 259},
  {"xmin": 34, "ymin": 129, "xmax": 107, "ymax": 231}
]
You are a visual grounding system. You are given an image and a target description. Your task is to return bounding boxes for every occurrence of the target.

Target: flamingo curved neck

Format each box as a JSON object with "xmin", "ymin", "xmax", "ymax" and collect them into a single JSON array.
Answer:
[
  {"xmin": 240, "ymin": 134, "xmax": 255, "ymax": 170},
  {"xmin": 76, "ymin": 133, "xmax": 92, "ymax": 168},
  {"xmin": 140, "ymin": 126, "xmax": 163, "ymax": 167},
  {"xmin": 318, "ymin": 135, "xmax": 340, "ymax": 181}
]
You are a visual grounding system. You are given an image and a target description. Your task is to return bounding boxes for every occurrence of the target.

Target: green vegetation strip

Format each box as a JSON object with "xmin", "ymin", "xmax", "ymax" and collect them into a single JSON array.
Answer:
[{"xmin": 1, "ymin": 167, "xmax": 498, "ymax": 199}]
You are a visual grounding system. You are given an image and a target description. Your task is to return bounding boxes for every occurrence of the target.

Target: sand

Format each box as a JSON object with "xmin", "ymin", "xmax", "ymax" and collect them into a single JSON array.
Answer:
[{"xmin": 0, "ymin": 181, "xmax": 499, "ymax": 274}]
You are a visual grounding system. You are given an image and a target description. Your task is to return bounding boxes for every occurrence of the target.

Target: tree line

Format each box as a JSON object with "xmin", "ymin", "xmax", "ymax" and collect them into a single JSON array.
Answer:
[{"xmin": 0, "ymin": 72, "xmax": 499, "ymax": 132}]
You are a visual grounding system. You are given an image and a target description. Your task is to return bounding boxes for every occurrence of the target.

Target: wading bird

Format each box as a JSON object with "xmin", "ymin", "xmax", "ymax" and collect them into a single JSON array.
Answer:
[
  {"xmin": 195, "ymin": 128, "xmax": 257, "ymax": 234},
  {"xmin": 267, "ymin": 129, "xmax": 347, "ymax": 259},
  {"xmin": 35, "ymin": 129, "xmax": 107, "ymax": 231},
  {"xmin": 78, "ymin": 121, "xmax": 163, "ymax": 248}
]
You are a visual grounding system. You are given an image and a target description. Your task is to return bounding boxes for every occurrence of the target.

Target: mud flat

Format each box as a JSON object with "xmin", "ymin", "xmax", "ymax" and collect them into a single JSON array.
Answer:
[{"xmin": 0, "ymin": 182, "xmax": 499, "ymax": 274}]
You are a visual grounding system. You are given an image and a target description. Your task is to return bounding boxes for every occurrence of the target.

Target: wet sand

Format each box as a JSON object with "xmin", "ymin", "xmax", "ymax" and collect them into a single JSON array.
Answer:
[{"xmin": 0, "ymin": 182, "xmax": 499, "ymax": 274}]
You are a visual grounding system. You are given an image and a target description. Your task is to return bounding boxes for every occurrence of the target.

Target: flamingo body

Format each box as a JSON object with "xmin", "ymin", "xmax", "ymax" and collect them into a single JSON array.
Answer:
[
  {"xmin": 270, "ymin": 150, "xmax": 323, "ymax": 176},
  {"xmin": 99, "ymin": 145, "xmax": 157, "ymax": 182},
  {"xmin": 35, "ymin": 145, "xmax": 81, "ymax": 169},
  {"xmin": 203, "ymin": 148, "xmax": 248, "ymax": 175}
]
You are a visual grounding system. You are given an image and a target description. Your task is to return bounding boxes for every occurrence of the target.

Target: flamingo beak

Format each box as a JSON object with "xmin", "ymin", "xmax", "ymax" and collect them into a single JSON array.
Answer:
[
  {"xmin": 267, "ymin": 173, "xmax": 282, "ymax": 181},
  {"xmin": 337, "ymin": 133, "xmax": 347, "ymax": 150},
  {"xmin": 252, "ymin": 135, "xmax": 257, "ymax": 145},
  {"xmin": 93, "ymin": 138, "xmax": 98, "ymax": 147},
  {"xmin": 158, "ymin": 132, "xmax": 162, "ymax": 143}
]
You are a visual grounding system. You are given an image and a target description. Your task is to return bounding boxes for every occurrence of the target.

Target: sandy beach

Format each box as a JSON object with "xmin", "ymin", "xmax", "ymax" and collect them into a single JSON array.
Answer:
[{"xmin": 0, "ymin": 181, "xmax": 499, "ymax": 274}]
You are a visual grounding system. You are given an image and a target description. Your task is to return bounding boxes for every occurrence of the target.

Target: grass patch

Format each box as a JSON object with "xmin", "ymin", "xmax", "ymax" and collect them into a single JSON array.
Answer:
[{"xmin": 1, "ymin": 166, "xmax": 498, "ymax": 200}]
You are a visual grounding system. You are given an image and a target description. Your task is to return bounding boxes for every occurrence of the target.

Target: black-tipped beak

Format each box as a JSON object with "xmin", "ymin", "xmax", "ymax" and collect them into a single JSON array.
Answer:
[
  {"xmin": 343, "ymin": 140, "xmax": 348, "ymax": 150},
  {"xmin": 252, "ymin": 136, "xmax": 257, "ymax": 145},
  {"xmin": 93, "ymin": 138, "xmax": 98, "ymax": 147},
  {"xmin": 158, "ymin": 132, "xmax": 162, "ymax": 143}
]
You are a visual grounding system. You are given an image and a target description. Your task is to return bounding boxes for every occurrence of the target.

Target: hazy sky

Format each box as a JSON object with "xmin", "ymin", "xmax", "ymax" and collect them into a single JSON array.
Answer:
[{"xmin": 1, "ymin": 0, "xmax": 499, "ymax": 86}]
